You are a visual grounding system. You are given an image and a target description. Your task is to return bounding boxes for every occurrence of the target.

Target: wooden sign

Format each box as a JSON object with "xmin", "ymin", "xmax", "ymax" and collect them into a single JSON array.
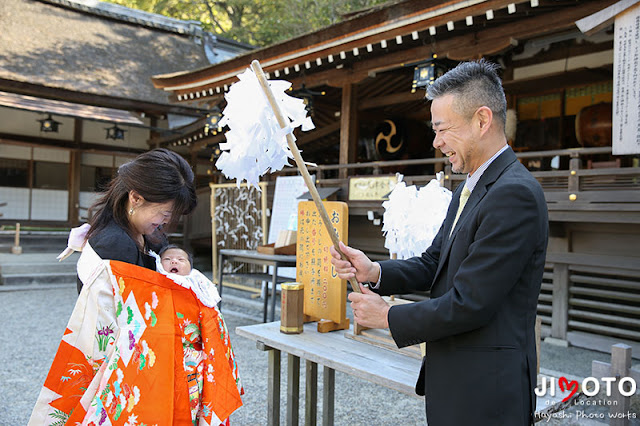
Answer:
[
  {"xmin": 297, "ymin": 201, "xmax": 349, "ymax": 332},
  {"xmin": 613, "ymin": 3, "xmax": 640, "ymax": 155},
  {"xmin": 348, "ymin": 176, "xmax": 397, "ymax": 200}
]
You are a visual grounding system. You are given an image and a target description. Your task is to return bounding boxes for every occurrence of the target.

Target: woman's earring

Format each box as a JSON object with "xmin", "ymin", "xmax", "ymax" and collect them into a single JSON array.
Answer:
[{"xmin": 129, "ymin": 207, "xmax": 134, "ymax": 216}]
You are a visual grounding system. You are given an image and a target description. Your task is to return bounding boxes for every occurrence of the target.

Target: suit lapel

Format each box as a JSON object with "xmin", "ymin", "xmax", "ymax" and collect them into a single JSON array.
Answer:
[{"xmin": 433, "ymin": 148, "xmax": 518, "ymax": 282}]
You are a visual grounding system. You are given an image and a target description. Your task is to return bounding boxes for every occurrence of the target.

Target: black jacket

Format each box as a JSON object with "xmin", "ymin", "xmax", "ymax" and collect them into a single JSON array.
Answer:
[
  {"xmin": 76, "ymin": 221, "xmax": 167, "ymax": 293},
  {"xmin": 377, "ymin": 148, "xmax": 548, "ymax": 425}
]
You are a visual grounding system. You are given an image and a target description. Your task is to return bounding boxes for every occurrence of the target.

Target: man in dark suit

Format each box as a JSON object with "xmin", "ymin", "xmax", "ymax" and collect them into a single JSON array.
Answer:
[{"xmin": 331, "ymin": 60, "xmax": 548, "ymax": 425}]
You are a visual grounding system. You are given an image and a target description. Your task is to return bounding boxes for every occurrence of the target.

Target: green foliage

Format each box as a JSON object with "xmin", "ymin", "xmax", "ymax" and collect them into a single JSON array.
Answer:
[
  {"xmin": 48, "ymin": 408, "xmax": 70, "ymax": 426},
  {"xmin": 104, "ymin": 0, "xmax": 390, "ymax": 46}
]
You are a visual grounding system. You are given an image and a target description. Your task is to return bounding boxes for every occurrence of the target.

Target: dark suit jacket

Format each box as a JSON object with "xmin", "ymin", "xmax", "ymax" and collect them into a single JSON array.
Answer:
[{"xmin": 376, "ymin": 148, "xmax": 548, "ymax": 425}]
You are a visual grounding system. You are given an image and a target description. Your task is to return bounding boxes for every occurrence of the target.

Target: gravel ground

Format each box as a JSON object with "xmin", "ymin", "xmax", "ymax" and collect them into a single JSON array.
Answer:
[
  {"xmin": 0, "ymin": 285, "xmax": 424, "ymax": 425},
  {"xmin": 1, "ymin": 284, "xmax": 637, "ymax": 425}
]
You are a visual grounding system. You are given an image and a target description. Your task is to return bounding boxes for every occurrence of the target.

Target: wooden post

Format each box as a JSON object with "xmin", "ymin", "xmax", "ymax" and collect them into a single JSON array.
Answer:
[
  {"xmin": 322, "ymin": 366, "xmax": 335, "ymax": 426},
  {"xmin": 610, "ymin": 344, "xmax": 632, "ymax": 426},
  {"xmin": 551, "ymin": 263, "xmax": 569, "ymax": 340},
  {"xmin": 568, "ymin": 154, "xmax": 580, "ymax": 195},
  {"xmin": 68, "ymin": 149, "xmax": 81, "ymax": 226},
  {"xmin": 267, "ymin": 346, "xmax": 281, "ymax": 426},
  {"xmin": 211, "ymin": 183, "xmax": 218, "ymax": 283},
  {"xmin": 339, "ymin": 83, "xmax": 358, "ymax": 180},
  {"xmin": 250, "ymin": 60, "xmax": 361, "ymax": 293},
  {"xmin": 11, "ymin": 222, "xmax": 22, "ymax": 254},
  {"xmin": 305, "ymin": 360, "xmax": 318, "ymax": 426},
  {"xmin": 287, "ymin": 353, "xmax": 300, "ymax": 425},
  {"xmin": 443, "ymin": 164, "xmax": 453, "ymax": 190},
  {"xmin": 591, "ymin": 344, "xmax": 637, "ymax": 426}
]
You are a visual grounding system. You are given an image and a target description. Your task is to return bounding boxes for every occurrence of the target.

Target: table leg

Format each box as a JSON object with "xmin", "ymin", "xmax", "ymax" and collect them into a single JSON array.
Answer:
[
  {"xmin": 263, "ymin": 280, "xmax": 269, "ymax": 323},
  {"xmin": 322, "ymin": 366, "xmax": 335, "ymax": 426},
  {"xmin": 268, "ymin": 348, "xmax": 281, "ymax": 426},
  {"xmin": 217, "ymin": 252, "xmax": 224, "ymax": 310},
  {"xmin": 287, "ymin": 353, "xmax": 300, "ymax": 426},
  {"xmin": 270, "ymin": 264, "xmax": 279, "ymax": 322},
  {"xmin": 305, "ymin": 360, "xmax": 318, "ymax": 426}
]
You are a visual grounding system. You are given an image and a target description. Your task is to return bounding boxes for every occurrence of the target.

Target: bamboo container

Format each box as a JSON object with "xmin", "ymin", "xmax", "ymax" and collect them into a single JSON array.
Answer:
[{"xmin": 280, "ymin": 282, "xmax": 304, "ymax": 334}]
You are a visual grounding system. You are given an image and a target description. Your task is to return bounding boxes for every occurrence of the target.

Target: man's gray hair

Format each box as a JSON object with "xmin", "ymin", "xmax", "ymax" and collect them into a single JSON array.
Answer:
[{"xmin": 426, "ymin": 59, "xmax": 507, "ymax": 129}]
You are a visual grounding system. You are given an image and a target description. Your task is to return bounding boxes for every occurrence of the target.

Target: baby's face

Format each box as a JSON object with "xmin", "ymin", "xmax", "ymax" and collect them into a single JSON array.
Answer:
[{"xmin": 161, "ymin": 248, "xmax": 191, "ymax": 275}]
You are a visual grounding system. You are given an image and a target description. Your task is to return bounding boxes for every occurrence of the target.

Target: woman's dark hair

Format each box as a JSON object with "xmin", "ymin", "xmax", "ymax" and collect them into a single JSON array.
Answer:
[
  {"xmin": 87, "ymin": 148, "xmax": 197, "ymax": 242},
  {"xmin": 159, "ymin": 244, "xmax": 193, "ymax": 269}
]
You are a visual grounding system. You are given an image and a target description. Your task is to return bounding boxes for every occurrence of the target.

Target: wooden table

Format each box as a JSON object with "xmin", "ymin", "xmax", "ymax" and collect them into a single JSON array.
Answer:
[
  {"xmin": 236, "ymin": 321, "xmax": 422, "ymax": 426},
  {"xmin": 218, "ymin": 249, "xmax": 297, "ymax": 322}
]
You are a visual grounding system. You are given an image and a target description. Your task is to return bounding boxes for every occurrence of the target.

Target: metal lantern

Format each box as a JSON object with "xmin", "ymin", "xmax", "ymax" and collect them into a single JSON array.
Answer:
[{"xmin": 38, "ymin": 114, "xmax": 62, "ymax": 133}]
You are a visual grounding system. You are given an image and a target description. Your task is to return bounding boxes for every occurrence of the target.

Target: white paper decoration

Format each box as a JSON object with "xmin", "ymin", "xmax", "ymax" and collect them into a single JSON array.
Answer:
[
  {"xmin": 215, "ymin": 68, "xmax": 315, "ymax": 187},
  {"xmin": 382, "ymin": 173, "xmax": 452, "ymax": 259}
]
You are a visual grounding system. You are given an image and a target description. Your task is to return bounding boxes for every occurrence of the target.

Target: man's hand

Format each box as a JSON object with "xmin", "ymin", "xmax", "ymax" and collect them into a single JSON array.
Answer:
[
  {"xmin": 329, "ymin": 241, "xmax": 380, "ymax": 284},
  {"xmin": 348, "ymin": 283, "xmax": 390, "ymax": 329}
]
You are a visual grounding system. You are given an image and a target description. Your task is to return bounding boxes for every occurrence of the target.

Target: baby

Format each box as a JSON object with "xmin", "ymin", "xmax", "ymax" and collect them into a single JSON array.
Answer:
[
  {"xmin": 160, "ymin": 245, "xmax": 193, "ymax": 276},
  {"xmin": 152, "ymin": 244, "xmax": 221, "ymax": 307}
]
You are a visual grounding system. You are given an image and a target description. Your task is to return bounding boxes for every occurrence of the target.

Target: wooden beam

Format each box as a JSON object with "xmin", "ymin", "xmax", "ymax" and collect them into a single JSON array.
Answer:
[
  {"xmin": 191, "ymin": 133, "xmax": 224, "ymax": 151},
  {"xmin": 0, "ymin": 78, "xmax": 205, "ymax": 117},
  {"xmin": 288, "ymin": 0, "xmax": 619, "ymax": 92},
  {"xmin": 503, "ymin": 66, "xmax": 613, "ymax": 96},
  {"xmin": 297, "ymin": 121, "xmax": 340, "ymax": 147},
  {"xmin": 339, "ymin": 84, "xmax": 358, "ymax": 180},
  {"xmin": 442, "ymin": 0, "xmax": 618, "ymax": 59},
  {"xmin": 511, "ymin": 41, "xmax": 613, "ymax": 68},
  {"xmin": 576, "ymin": 0, "xmax": 638, "ymax": 35},
  {"xmin": 0, "ymin": 133, "xmax": 146, "ymax": 155},
  {"xmin": 359, "ymin": 91, "xmax": 426, "ymax": 110}
]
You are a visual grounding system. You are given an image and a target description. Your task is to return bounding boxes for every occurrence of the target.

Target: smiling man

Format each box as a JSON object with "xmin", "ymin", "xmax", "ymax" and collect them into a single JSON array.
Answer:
[{"xmin": 331, "ymin": 60, "xmax": 549, "ymax": 425}]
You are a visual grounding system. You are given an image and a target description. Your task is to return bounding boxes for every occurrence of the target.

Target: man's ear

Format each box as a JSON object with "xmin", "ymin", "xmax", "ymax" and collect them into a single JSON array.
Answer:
[{"xmin": 475, "ymin": 106, "xmax": 493, "ymax": 137}]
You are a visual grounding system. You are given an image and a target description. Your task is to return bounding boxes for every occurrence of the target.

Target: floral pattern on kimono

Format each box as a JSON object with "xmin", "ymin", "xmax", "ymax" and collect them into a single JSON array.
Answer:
[{"xmin": 29, "ymin": 244, "xmax": 242, "ymax": 425}]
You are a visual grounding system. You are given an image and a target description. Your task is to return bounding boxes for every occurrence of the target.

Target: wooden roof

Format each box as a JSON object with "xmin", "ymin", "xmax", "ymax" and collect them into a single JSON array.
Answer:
[
  {"xmin": 0, "ymin": 0, "xmax": 211, "ymax": 106},
  {"xmin": 152, "ymin": 0, "xmax": 616, "ymax": 103},
  {"xmin": 151, "ymin": 0, "xmax": 617, "ymax": 160}
]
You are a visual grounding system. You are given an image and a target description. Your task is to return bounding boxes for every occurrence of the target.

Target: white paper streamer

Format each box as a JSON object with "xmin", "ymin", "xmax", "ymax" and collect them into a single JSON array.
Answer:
[
  {"xmin": 215, "ymin": 68, "xmax": 315, "ymax": 187},
  {"xmin": 381, "ymin": 173, "xmax": 452, "ymax": 259}
]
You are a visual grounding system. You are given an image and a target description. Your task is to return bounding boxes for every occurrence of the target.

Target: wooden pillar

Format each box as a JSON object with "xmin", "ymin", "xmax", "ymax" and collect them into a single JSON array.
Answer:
[
  {"xmin": 339, "ymin": 83, "xmax": 358, "ymax": 180},
  {"xmin": 610, "ymin": 344, "xmax": 632, "ymax": 426},
  {"xmin": 305, "ymin": 360, "xmax": 317, "ymax": 426},
  {"xmin": 68, "ymin": 118, "xmax": 83, "ymax": 226},
  {"xmin": 551, "ymin": 263, "xmax": 569, "ymax": 340},
  {"xmin": 568, "ymin": 154, "xmax": 580, "ymax": 193},
  {"xmin": 68, "ymin": 150, "xmax": 81, "ymax": 226},
  {"xmin": 182, "ymin": 148, "xmax": 199, "ymax": 251},
  {"xmin": 443, "ymin": 164, "xmax": 453, "ymax": 191},
  {"xmin": 267, "ymin": 347, "xmax": 281, "ymax": 426},
  {"xmin": 287, "ymin": 353, "xmax": 300, "ymax": 425},
  {"xmin": 592, "ymin": 344, "xmax": 635, "ymax": 426},
  {"xmin": 322, "ymin": 366, "xmax": 335, "ymax": 426}
]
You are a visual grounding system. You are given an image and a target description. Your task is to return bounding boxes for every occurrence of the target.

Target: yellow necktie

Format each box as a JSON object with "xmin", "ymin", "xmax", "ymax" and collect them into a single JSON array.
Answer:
[{"xmin": 450, "ymin": 185, "xmax": 471, "ymax": 236}]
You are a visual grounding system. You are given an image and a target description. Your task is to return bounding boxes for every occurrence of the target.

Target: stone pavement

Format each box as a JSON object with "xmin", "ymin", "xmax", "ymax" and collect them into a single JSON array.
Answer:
[{"xmin": 0, "ymin": 252, "xmax": 638, "ymax": 425}]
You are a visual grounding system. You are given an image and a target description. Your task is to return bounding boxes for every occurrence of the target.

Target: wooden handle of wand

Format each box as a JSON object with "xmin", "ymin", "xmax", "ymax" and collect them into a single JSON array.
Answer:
[{"xmin": 250, "ymin": 60, "xmax": 361, "ymax": 293}]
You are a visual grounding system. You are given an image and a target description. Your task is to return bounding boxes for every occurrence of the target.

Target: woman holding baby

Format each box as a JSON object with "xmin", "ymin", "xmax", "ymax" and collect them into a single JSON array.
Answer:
[{"xmin": 30, "ymin": 149, "xmax": 242, "ymax": 426}]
